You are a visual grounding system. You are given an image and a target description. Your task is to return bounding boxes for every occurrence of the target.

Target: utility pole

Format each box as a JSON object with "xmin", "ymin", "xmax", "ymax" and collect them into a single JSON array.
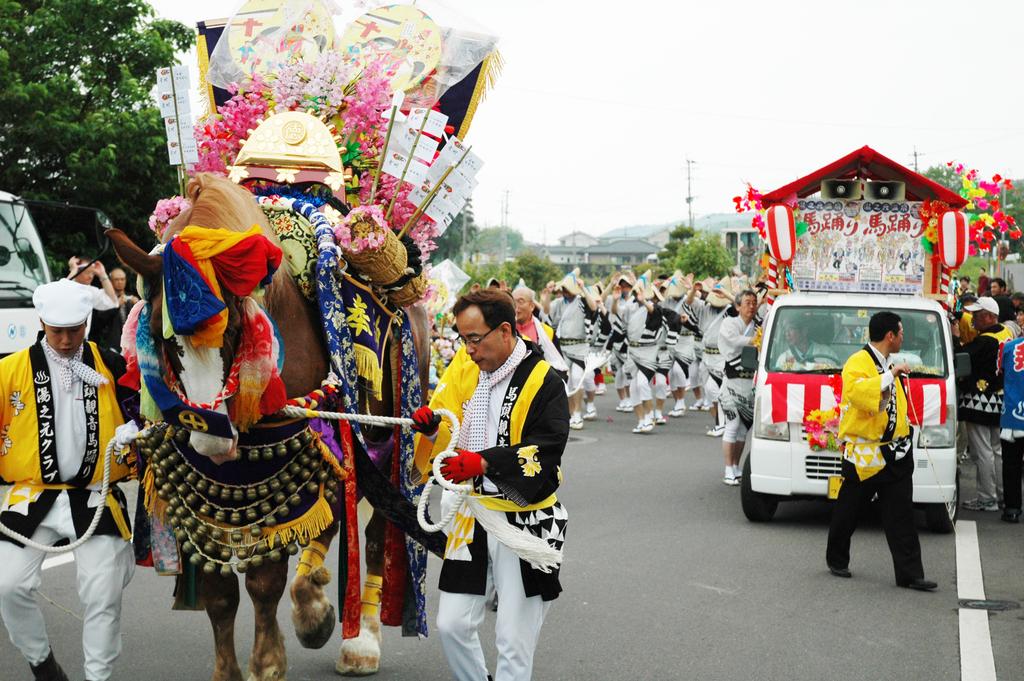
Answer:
[
  {"xmin": 911, "ymin": 146, "xmax": 923, "ymax": 173},
  {"xmin": 499, "ymin": 189, "xmax": 509, "ymax": 265},
  {"xmin": 685, "ymin": 158, "xmax": 696, "ymax": 229},
  {"xmin": 461, "ymin": 204, "xmax": 469, "ymax": 267}
]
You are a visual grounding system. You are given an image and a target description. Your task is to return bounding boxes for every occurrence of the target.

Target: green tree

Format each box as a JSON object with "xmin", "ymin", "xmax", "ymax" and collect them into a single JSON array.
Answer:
[
  {"xmin": 674, "ymin": 232, "xmax": 733, "ymax": 279},
  {"xmin": 657, "ymin": 223, "xmax": 695, "ymax": 269},
  {"xmin": 0, "ymin": 0, "xmax": 193, "ymax": 272},
  {"xmin": 503, "ymin": 251, "xmax": 563, "ymax": 291},
  {"xmin": 431, "ymin": 199, "xmax": 478, "ymax": 264},
  {"xmin": 922, "ymin": 164, "xmax": 959, "ymax": 191},
  {"xmin": 471, "ymin": 226, "xmax": 525, "ymax": 260}
]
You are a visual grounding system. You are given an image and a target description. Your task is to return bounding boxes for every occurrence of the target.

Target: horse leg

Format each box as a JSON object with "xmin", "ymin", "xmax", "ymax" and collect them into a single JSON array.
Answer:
[
  {"xmin": 202, "ymin": 569, "xmax": 244, "ymax": 681},
  {"xmin": 290, "ymin": 522, "xmax": 340, "ymax": 649},
  {"xmin": 336, "ymin": 510, "xmax": 386, "ymax": 676},
  {"xmin": 245, "ymin": 562, "xmax": 288, "ymax": 681}
]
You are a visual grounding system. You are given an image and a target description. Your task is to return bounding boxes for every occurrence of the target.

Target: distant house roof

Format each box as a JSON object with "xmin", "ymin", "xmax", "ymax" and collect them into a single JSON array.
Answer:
[
  {"xmin": 598, "ymin": 223, "xmax": 673, "ymax": 241},
  {"xmin": 694, "ymin": 213, "xmax": 757, "ymax": 232},
  {"xmin": 585, "ymin": 239, "xmax": 659, "ymax": 255},
  {"xmin": 760, "ymin": 145, "xmax": 966, "ymax": 207}
]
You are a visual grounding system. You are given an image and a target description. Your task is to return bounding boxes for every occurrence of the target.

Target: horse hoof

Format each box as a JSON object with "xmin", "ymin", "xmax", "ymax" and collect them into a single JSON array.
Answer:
[
  {"xmin": 295, "ymin": 603, "xmax": 336, "ymax": 649},
  {"xmin": 335, "ymin": 617, "xmax": 382, "ymax": 676},
  {"xmin": 245, "ymin": 668, "xmax": 284, "ymax": 681}
]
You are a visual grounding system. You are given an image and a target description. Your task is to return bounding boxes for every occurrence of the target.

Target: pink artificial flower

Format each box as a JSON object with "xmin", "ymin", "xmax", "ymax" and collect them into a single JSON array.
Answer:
[{"xmin": 148, "ymin": 196, "xmax": 192, "ymax": 241}]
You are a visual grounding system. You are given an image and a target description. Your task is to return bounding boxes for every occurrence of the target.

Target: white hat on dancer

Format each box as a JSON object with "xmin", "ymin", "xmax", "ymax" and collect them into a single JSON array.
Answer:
[{"xmin": 33, "ymin": 279, "xmax": 94, "ymax": 327}]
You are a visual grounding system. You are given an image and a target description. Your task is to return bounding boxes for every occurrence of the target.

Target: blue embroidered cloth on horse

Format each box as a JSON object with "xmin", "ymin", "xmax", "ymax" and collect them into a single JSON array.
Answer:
[{"xmin": 303, "ymin": 197, "xmax": 429, "ymax": 637}]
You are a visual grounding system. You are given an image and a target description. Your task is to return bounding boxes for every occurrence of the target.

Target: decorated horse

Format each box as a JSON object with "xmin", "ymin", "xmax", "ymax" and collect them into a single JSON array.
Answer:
[{"xmin": 109, "ymin": 172, "xmax": 445, "ymax": 680}]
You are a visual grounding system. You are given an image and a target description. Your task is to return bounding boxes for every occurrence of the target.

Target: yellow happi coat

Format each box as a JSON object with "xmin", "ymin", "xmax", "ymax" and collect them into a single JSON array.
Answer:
[
  {"xmin": 837, "ymin": 347, "xmax": 910, "ymax": 481},
  {"xmin": 0, "ymin": 341, "xmax": 133, "ymax": 540}
]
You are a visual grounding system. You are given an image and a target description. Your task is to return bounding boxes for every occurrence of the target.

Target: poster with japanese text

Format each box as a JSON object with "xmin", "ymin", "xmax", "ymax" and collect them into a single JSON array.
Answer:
[{"xmin": 791, "ymin": 199, "xmax": 925, "ymax": 294}]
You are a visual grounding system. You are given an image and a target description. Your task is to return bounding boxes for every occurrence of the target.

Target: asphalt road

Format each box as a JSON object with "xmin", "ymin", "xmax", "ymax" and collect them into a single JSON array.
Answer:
[{"xmin": 1, "ymin": 391, "xmax": 1021, "ymax": 680}]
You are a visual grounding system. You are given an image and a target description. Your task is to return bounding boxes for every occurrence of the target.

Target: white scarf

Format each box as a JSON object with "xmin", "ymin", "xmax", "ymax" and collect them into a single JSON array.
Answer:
[
  {"xmin": 531, "ymin": 317, "xmax": 568, "ymax": 372},
  {"xmin": 41, "ymin": 339, "xmax": 109, "ymax": 392},
  {"xmin": 459, "ymin": 338, "xmax": 528, "ymax": 451}
]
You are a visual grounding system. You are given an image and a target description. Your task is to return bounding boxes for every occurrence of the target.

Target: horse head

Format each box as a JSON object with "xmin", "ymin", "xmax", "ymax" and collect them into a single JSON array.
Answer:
[{"xmin": 111, "ymin": 173, "xmax": 285, "ymax": 463}]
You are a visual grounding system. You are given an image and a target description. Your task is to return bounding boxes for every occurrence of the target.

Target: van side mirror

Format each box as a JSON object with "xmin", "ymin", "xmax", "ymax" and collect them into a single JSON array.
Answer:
[
  {"xmin": 954, "ymin": 352, "xmax": 971, "ymax": 379},
  {"xmin": 741, "ymin": 345, "xmax": 759, "ymax": 371}
]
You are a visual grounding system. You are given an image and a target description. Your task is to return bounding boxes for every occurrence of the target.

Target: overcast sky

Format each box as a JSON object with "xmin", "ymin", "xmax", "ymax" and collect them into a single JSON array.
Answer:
[{"xmin": 149, "ymin": 0, "xmax": 1024, "ymax": 244}]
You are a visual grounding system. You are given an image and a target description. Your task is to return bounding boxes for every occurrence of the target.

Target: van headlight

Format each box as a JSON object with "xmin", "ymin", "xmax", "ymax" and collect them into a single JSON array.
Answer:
[
  {"xmin": 754, "ymin": 394, "xmax": 790, "ymax": 441},
  {"xmin": 917, "ymin": 420, "xmax": 954, "ymax": 448}
]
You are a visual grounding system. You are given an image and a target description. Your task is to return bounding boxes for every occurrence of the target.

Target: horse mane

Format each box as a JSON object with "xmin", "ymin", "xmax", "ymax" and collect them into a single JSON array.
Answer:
[{"xmin": 165, "ymin": 172, "xmax": 295, "ymax": 312}]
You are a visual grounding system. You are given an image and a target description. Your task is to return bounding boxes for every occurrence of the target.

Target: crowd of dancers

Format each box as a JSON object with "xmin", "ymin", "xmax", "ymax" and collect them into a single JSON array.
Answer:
[{"xmin": 477, "ymin": 269, "xmax": 765, "ymax": 467}]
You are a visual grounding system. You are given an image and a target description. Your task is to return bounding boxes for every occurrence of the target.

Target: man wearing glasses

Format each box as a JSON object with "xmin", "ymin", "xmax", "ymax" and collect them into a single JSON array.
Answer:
[{"xmin": 412, "ymin": 289, "xmax": 570, "ymax": 681}]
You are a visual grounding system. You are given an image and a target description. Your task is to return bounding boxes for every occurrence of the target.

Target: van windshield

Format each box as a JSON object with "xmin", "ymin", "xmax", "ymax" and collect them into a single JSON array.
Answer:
[
  {"xmin": 766, "ymin": 306, "xmax": 947, "ymax": 377},
  {"xmin": 0, "ymin": 198, "xmax": 50, "ymax": 298}
]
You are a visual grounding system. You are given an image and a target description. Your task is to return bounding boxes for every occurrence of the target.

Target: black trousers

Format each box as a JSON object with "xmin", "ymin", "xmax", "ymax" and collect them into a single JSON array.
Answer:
[
  {"xmin": 1001, "ymin": 438, "xmax": 1024, "ymax": 511},
  {"xmin": 825, "ymin": 454, "xmax": 924, "ymax": 584}
]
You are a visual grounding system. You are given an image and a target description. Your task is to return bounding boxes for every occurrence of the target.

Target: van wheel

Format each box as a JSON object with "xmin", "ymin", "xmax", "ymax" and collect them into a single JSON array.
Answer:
[
  {"xmin": 741, "ymin": 456, "xmax": 778, "ymax": 522},
  {"xmin": 924, "ymin": 470, "xmax": 959, "ymax": 534}
]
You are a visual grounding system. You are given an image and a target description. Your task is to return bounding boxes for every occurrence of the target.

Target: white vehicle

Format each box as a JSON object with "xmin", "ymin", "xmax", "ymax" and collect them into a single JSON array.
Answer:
[
  {"xmin": 741, "ymin": 292, "xmax": 962, "ymax": 533},
  {"xmin": 1, "ymin": 191, "xmax": 51, "ymax": 357}
]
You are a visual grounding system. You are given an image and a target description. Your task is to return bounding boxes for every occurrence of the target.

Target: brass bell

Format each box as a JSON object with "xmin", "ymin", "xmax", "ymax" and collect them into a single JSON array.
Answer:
[
  {"xmin": 219, "ymin": 563, "xmax": 234, "ymax": 577},
  {"xmin": 268, "ymin": 550, "xmax": 282, "ymax": 563},
  {"xmin": 235, "ymin": 560, "xmax": 249, "ymax": 573},
  {"xmin": 229, "ymin": 511, "xmax": 242, "ymax": 525},
  {"xmin": 189, "ymin": 553, "xmax": 203, "ymax": 566},
  {"xmin": 248, "ymin": 449, "xmax": 261, "ymax": 462},
  {"xmin": 261, "ymin": 447, "xmax": 274, "ymax": 461},
  {"xmin": 250, "ymin": 554, "xmax": 264, "ymax": 568},
  {"xmin": 274, "ymin": 443, "xmax": 288, "ymax": 457},
  {"xmin": 202, "ymin": 561, "xmax": 217, "ymax": 575}
]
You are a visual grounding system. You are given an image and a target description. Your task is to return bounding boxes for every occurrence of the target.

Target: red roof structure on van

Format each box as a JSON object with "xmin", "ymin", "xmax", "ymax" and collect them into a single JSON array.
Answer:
[{"xmin": 760, "ymin": 146, "xmax": 967, "ymax": 207}]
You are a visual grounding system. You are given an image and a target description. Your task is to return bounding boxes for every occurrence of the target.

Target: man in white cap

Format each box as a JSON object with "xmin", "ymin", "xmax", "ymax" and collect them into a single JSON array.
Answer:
[
  {"xmin": 0, "ymin": 279, "xmax": 139, "ymax": 681},
  {"xmin": 954, "ymin": 296, "xmax": 1016, "ymax": 511}
]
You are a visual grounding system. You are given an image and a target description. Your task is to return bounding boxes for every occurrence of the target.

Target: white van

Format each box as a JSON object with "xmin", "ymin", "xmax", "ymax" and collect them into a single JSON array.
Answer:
[
  {"xmin": 741, "ymin": 292, "xmax": 961, "ymax": 532},
  {"xmin": 0, "ymin": 191, "xmax": 51, "ymax": 357}
]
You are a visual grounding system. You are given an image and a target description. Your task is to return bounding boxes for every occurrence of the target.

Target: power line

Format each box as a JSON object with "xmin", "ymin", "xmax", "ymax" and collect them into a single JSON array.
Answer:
[{"xmin": 685, "ymin": 158, "xmax": 696, "ymax": 230}]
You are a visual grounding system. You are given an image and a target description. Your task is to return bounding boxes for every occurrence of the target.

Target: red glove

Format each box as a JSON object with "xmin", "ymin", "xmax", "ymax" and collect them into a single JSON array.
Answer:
[
  {"xmin": 411, "ymin": 406, "xmax": 441, "ymax": 436},
  {"xmin": 440, "ymin": 449, "xmax": 486, "ymax": 483}
]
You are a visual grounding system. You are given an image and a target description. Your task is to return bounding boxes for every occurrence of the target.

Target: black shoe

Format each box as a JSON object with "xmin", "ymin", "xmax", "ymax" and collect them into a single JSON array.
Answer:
[
  {"xmin": 1001, "ymin": 509, "xmax": 1021, "ymax": 523},
  {"xmin": 30, "ymin": 650, "xmax": 69, "ymax": 681},
  {"xmin": 898, "ymin": 578, "xmax": 938, "ymax": 591},
  {"xmin": 828, "ymin": 564, "xmax": 852, "ymax": 578}
]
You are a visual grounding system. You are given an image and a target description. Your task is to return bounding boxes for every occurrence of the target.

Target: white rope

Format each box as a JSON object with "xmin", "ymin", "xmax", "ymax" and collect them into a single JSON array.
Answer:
[
  {"xmin": 282, "ymin": 404, "xmax": 562, "ymax": 571},
  {"xmin": 0, "ymin": 431, "xmax": 137, "ymax": 553}
]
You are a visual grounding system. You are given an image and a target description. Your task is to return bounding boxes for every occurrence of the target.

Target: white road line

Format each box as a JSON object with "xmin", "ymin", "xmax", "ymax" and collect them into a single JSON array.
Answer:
[
  {"xmin": 955, "ymin": 520, "xmax": 985, "ymax": 600},
  {"xmin": 41, "ymin": 553, "xmax": 75, "ymax": 571},
  {"xmin": 959, "ymin": 610, "xmax": 997, "ymax": 681},
  {"xmin": 955, "ymin": 520, "xmax": 996, "ymax": 681}
]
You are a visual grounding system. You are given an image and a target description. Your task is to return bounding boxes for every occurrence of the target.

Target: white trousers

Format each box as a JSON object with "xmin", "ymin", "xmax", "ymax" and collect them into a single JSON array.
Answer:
[
  {"xmin": 629, "ymin": 370, "xmax": 668, "ymax": 405},
  {"xmin": 613, "ymin": 357, "xmax": 634, "ymax": 390},
  {"xmin": 0, "ymin": 493, "xmax": 134, "ymax": 681},
  {"xmin": 437, "ymin": 532, "xmax": 551, "ymax": 681},
  {"xmin": 669, "ymin": 363, "xmax": 690, "ymax": 391},
  {"xmin": 567, "ymin": 360, "xmax": 596, "ymax": 394},
  {"xmin": 653, "ymin": 371, "xmax": 671, "ymax": 400},
  {"xmin": 723, "ymin": 416, "xmax": 749, "ymax": 444}
]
